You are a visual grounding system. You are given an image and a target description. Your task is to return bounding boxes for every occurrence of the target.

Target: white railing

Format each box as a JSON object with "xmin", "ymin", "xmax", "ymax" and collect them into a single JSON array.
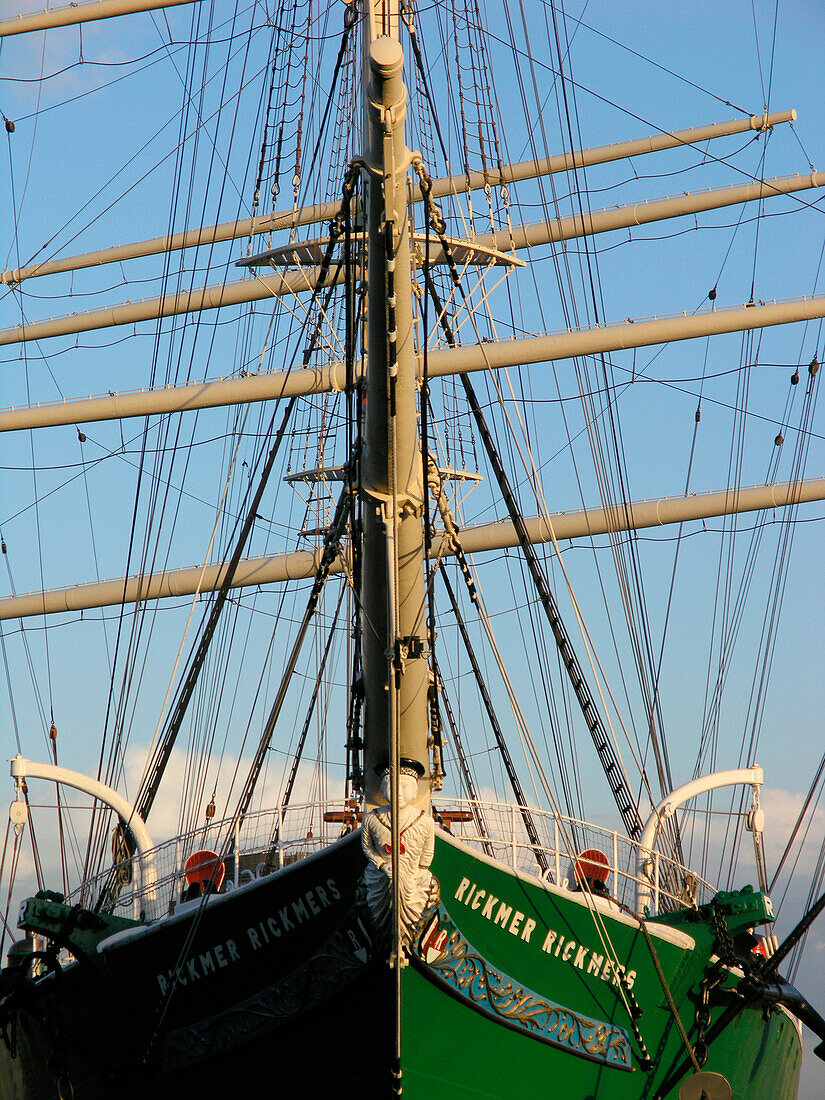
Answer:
[
  {"xmin": 68, "ymin": 796, "xmax": 716, "ymax": 925},
  {"xmin": 433, "ymin": 797, "xmax": 716, "ymax": 914},
  {"xmin": 67, "ymin": 799, "xmax": 339, "ymax": 923}
]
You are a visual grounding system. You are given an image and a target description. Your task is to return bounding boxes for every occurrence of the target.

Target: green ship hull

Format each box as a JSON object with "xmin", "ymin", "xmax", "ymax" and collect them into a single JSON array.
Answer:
[{"xmin": 398, "ymin": 832, "xmax": 803, "ymax": 1098}]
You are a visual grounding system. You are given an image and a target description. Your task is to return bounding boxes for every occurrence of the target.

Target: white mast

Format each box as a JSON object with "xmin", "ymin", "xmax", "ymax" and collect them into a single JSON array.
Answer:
[
  {"xmin": 360, "ymin": 3, "xmax": 429, "ymax": 806},
  {"xmin": 3, "ymin": 172, "xmax": 823, "ymax": 345},
  {"xmin": 0, "ymin": 0, "xmax": 197, "ymax": 38},
  {"xmin": 3, "ymin": 291, "xmax": 825, "ymax": 430}
]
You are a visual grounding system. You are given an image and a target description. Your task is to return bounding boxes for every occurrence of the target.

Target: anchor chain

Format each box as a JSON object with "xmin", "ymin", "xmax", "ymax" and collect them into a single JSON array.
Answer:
[
  {"xmin": 694, "ymin": 972, "xmax": 714, "ymax": 1068},
  {"xmin": 618, "ymin": 972, "xmax": 651, "ymax": 1071},
  {"xmin": 692, "ymin": 904, "xmax": 740, "ymax": 1067},
  {"xmin": 710, "ymin": 900, "xmax": 738, "ymax": 968}
]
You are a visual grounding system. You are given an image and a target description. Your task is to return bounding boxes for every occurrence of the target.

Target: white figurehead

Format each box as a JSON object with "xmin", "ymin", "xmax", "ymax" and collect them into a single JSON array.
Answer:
[{"xmin": 361, "ymin": 758, "xmax": 437, "ymax": 952}]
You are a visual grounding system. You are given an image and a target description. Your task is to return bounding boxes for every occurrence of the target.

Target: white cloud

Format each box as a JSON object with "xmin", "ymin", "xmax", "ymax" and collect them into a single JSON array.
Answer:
[{"xmin": 760, "ymin": 786, "xmax": 825, "ymax": 880}]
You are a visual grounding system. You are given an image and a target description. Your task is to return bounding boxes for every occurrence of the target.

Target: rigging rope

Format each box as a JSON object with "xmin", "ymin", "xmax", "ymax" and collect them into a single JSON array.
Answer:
[
  {"xmin": 267, "ymin": 581, "xmax": 347, "ymax": 850},
  {"xmin": 234, "ymin": 474, "xmax": 351, "ymax": 822},
  {"xmin": 133, "ymin": 397, "xmax": 297, "ymax": 824},
  {"xmin": 440, "ymin": 567, "xmax": 547, "ymax": 871},
  {"xmin": 429, "ymin": 653, "xmax": 493, "ymax": 853},
  {"xmin": 414, "ymin": 168, "xmax": 642, "ymax": 836}
]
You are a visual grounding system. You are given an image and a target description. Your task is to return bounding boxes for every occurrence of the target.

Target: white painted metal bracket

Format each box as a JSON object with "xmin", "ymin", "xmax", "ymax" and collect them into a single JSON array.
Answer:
[
  {"xmin": 9, "ymin": 754, "xmax": 157, "ymax": 898},
  {"xmin": 635, "ymin": 765, "xmax": 763, "ymax": 915}
]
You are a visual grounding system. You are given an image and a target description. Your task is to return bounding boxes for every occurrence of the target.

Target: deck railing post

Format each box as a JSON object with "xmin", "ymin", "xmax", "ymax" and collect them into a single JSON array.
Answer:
[
  {"xmin": 654, "ymin": 852, "xmax": 660, "ymax": 912},
  {"xmin": 278, "ymin": 805, "xmax": 284, "ymax": 869},
  {"xmin": 133, "ymin": 857, "xmax": 141, "ymax": 920},
  {"xmin": 554, "ymin": 816, "xmax": 560, "ymax": 886},
  {"xmin": 234, "ymin": 817, "xmax": 241, "ymax": 889},
  {"xmin": 511, "ymin": 803, "xmax": 517, "ymax": 869}
]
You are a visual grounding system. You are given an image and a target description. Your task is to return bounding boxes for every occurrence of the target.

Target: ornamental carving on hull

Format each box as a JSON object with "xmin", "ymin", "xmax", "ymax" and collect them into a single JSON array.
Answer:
[
  {"xmin": 361, "ymin": 766, "xmax": 440, "ymax": 951},
  {"xmin": 413, "ymin": 907, "xmax": 632, "ymax": 1070},
  {"xmin": 162, "ymin": 907, "xmax": 372, "ymax": 1070}
]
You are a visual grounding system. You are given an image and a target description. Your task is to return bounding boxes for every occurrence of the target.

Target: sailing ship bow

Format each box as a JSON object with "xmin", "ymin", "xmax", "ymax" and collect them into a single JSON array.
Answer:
[{"xmin": 4, "ymin": 3, "xmax": 825, "ymax": 1098}]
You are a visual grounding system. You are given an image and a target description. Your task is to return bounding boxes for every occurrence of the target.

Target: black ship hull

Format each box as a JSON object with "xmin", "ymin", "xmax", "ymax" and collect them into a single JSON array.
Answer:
[{"xmin": 0, "ymin": 832, "xmax": 392, "ymax": 1099}]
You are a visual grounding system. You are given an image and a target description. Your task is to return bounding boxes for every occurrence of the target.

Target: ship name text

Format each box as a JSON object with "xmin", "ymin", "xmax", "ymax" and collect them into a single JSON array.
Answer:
[
  {"xmin": 453, "ymin": 877, "xmax": 636, "ymax": 990},
  {"xmin": 155, "ymin": 876, "xmax": 340, "ymax": 994}
]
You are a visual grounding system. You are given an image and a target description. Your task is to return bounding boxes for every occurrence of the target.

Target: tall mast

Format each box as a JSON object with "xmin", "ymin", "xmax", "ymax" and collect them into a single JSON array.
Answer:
[{"xmin": 360, "ymin": 2, "xmax": 429, "ymax": 806}]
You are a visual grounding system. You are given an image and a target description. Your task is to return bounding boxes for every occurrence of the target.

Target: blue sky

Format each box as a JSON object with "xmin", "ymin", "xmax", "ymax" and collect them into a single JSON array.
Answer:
[{"xmin": 2, "ymin": 0, "xmax": 825, "ymax": 1092}]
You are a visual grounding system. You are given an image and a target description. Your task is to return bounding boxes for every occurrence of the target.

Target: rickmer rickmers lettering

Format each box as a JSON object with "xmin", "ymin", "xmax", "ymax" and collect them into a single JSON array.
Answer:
[
  {"xmin": 155, "ymin": 876, "xmax": 341, "ymax": 993},
  {"xmin": 453, "ymin": 876, "xmax": 637, "ymax": 989}
]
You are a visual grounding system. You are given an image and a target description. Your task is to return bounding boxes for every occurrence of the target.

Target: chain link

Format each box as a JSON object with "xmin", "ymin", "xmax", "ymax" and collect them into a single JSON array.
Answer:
[
  {"xmin": 693, "ymin": 958, "xmax": 728, "ymax": 1068},
  {"xmin": 689, "ymin": 905, "xmax": 738, "ymax": 1067},
  {"xmin": 693, "ymin": 976, "xmax": 713, "ymax": 1067},
  {"xmin": 711, "ymin": 901, "xmax": 738, "ymax": 967},
  {"xmin": 691, "ymin": 901, "xmax": 770, "ymax": 1068}
]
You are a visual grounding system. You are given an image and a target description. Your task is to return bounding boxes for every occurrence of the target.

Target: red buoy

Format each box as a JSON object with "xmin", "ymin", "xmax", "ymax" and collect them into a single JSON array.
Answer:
[
  {"xmin": 184, "ymin": 849, "xmax": 225, "ymax": 893},
  {"xmin": 573, "ymin": 848, "xmax": 610, "ymax": 885}
]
